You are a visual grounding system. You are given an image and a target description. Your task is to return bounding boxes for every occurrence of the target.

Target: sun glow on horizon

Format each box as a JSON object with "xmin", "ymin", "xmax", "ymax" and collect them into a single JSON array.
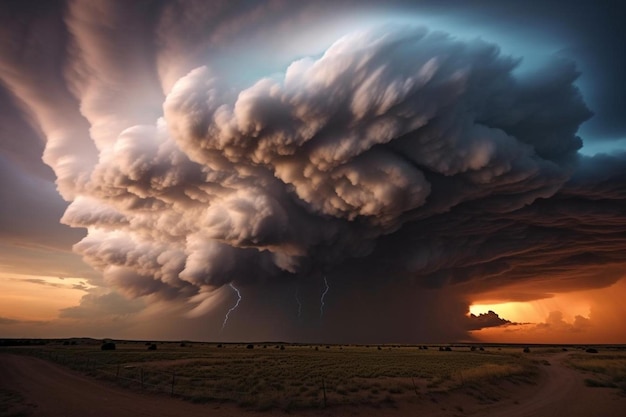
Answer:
[
  {"xmin": 0, "ymin": 272, "xmax": 94, "ymax": 322},
  {"xmin": 470, "ymin": 297, "xmax": 591, "ymax": 325}
]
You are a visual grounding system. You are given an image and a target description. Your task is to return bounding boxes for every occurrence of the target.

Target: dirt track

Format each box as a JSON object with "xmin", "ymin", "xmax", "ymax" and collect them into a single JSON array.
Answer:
[
  {"xmin": 0, "ymin": 353, "xmax": 245, "ymax": 417},
  {"xmin": 1, "ymin": 352, "xmax": 625, "ymax": 417},
  {"xmin": 479, "ymin": 352, "xmax": 626, "ymax": 417}
]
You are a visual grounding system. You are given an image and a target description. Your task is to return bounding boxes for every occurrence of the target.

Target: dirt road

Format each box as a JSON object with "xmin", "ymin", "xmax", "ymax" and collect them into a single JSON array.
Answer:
[
  {"xmin": 479, "ymin": 352, "xmax": 626, "ymax": 417},
  {"xmin": 0, "ymin": 353, "xmax": 245, "ymax": 417},
  {"xmin": 1, "ymin": 352, "xmax": 624, "ymax": 417}
]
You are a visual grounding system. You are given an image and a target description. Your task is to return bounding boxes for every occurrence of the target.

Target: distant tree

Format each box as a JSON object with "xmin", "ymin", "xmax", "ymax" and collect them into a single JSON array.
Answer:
[
  {"xmin": 523, "ymin": 347, "xmax": 531, "ymax": 353},
  {"xmin": 246, "ymin": 344, "xmax": 254, "ymax": 349},
  {"xmin": 147, "ymin": 343, "xmax": 157, "ymax": 350}
]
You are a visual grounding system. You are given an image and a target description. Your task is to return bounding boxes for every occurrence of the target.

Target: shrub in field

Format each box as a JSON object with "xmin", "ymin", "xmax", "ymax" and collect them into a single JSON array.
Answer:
[
  {"xmin": 247, "ymin": 344, "xmax": 254, "ymax": 349},
  {"xmin": 586, "ymin": 348, "xmax": 599, "ymax": 353},
  {"xmin": 148, "ymin": 343, "xmax": 157, "ymax": 350},
  {"xmin": 523, "ymin": 347, "xmax": 531, "ymax": 353},
  {"xmin": 101, "ymin": 342, "xmax": 116, "ymax": 350}
]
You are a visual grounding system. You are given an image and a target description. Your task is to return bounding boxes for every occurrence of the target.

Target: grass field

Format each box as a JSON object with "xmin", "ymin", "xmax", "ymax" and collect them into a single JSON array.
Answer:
[
  {"xmin": 3, "ymin": 341, "xmax": 541, "ymax": 411},
  {"xmin": 565, "ymin": 352, "xmax": 626, "ymax": 393}
]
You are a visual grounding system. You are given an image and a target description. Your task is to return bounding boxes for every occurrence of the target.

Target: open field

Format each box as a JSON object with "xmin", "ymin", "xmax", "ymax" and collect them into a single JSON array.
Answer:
[
  {"xmin": 565, "ymin": 352, "xmax": 626, "ymax": 393},
  {"xmin": 0, "ymin": 342, "xmax": 537, "ymax": 410},
  {"xmin": 2, "ymin": 340, "xmax": 626, "ymax": 416},
  {"xmin": 1, "ymin": 340, "xmax": 542, "ymax": 411}
]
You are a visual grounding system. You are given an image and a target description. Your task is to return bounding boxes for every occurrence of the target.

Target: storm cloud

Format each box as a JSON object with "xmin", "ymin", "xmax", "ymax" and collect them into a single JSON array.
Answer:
[{"xmin": 1, "ymin": 0, "xmax": 625, "ymax": 342}]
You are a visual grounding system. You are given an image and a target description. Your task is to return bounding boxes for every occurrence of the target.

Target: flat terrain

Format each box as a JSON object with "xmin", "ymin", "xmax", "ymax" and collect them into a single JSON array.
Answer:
[{"xmin": 1, "ymin": 343, "xmax": 625, "ymax": 416}]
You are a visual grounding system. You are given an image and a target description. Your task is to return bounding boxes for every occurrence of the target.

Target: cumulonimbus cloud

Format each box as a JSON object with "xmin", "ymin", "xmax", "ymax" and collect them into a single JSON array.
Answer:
[
  {"xmin": 58, "ymin": 24, "xmax": 613, "ymax": 305},
  {"xmin": 3, "ymin": 0, "xmax": 625, "ymax": 341}
]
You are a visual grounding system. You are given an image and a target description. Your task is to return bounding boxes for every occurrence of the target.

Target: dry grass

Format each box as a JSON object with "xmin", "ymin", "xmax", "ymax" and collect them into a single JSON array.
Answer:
[
  {"xmin": 6, "ymin": 342, "xmax": 538, "ymax": 411},
  {"xmin": 566, "ymin": 352, "xmax": 626, "ymax": 393}
]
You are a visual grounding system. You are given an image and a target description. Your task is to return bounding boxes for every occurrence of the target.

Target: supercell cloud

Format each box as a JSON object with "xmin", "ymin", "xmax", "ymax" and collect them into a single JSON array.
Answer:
[{"xmin": 1, "ymin": 0, "xmax": 625, "ymax": 342}]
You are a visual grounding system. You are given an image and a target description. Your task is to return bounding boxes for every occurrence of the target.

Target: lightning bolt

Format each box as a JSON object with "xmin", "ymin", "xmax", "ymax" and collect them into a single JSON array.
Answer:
[
  {"xmin": 295, "ymin": 287, "xmax": 302, "ymax": 318},
  {"xmin": 320, "ymin": 276, "xmax": 329, "ymax": 318},
  {"xmin": 221, "ymin": 283, "xmax": 241, "ymax": 331}
]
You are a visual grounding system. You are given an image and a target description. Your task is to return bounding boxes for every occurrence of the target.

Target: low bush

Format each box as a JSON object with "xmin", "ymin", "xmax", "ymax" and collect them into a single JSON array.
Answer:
[{"xmin": 101, "ymin": 342, "xmax": 116, "ymax": 350}]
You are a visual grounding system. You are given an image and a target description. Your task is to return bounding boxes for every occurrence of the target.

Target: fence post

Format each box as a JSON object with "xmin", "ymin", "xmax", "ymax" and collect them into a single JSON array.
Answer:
[
  {"xmin": 321, "ymin": 378, "xmax": 327, "ymax": 408},
  {"xmin": 171, "ymin": 372, "xmax": 176, "ymax": 397}
]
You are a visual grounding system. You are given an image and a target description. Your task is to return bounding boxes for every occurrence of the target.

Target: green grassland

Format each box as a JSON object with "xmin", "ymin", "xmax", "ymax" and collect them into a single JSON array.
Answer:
[{"xmin": 2, "ymin": 341, "xmax": 542, "ymax": 411}]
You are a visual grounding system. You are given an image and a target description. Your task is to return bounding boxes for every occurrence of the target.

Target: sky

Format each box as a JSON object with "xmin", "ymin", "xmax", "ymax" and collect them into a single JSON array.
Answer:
[{"xmin": 1, "ymin": 0, "xmax": 625, "ymax": 344}]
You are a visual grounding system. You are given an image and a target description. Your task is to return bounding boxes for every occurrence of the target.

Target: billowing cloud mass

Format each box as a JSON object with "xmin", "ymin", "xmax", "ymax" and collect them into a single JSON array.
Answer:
[{"xmin": 1, "ymin": 0, "xmax": 625, "ymax": 342}]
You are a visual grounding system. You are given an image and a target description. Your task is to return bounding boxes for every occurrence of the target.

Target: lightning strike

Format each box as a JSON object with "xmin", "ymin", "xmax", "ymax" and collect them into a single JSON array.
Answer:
[
  {"xmin": 221, "ymin": 283, "xmax": 242, "ymax": 331},
  {"xmin": 295, "ymin": 287, "xmax": 302, "ymax": 318},
  {"xmin": 320, "ymin": 276, "xmax": 330, "ymax": 318}
]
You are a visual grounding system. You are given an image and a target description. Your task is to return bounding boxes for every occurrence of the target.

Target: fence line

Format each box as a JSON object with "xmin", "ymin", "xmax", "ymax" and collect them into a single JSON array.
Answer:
[{"xmin": 7, "ymin": 348, "xmax": 324, "ymax": 407}]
